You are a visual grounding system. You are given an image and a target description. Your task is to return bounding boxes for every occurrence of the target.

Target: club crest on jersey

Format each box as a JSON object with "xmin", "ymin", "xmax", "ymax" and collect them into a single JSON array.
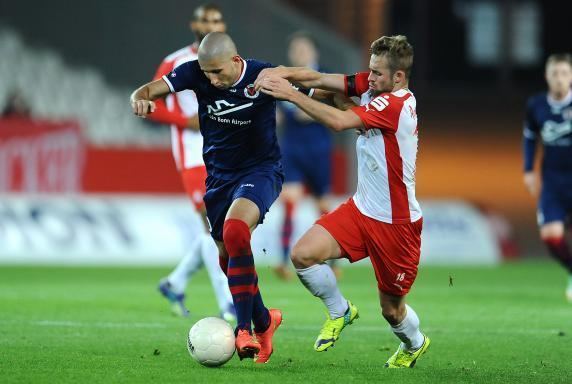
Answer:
[{"xmin": 244, "ymin": 84, "xmax": 260, "ymax": 99}]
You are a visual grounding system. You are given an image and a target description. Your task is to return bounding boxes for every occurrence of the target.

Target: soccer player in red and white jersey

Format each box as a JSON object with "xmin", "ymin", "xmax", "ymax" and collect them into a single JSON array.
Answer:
[
  {"xmin": 149, "ymin": 3, "xmax": 235, "ymax": 321},
  {"xmin": 256, "ymin": 35, "xmax": 430, "ymax": 368}
]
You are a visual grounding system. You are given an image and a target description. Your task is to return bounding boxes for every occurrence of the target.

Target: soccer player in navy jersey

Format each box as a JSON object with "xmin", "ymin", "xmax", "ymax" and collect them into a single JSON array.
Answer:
[
  {"xmin": 523, "ymin": 53, "xmax": 572, "ymax": 301},
  {"xmin": 130, "ymin": 32, "xmax": 309, "ymax": 362}
]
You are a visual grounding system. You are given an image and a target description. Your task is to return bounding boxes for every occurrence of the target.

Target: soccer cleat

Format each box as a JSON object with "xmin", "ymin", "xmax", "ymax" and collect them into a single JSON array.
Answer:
[
  {"xmin": 254, "ymin": 308, "xmax": 283, "ymax": 364},
  {"xmin": 235, "ymin": 329, "xmax": 261, "ymax": 360},
  {"xmin": 158, "ymin": 279, "xmax": 189, "ymax": 317},
  {"xmin": 384, "ymin": 334, "xmax": 431, "ymax": 368},
  {"xmin": 314, "ymin": 301, "xmax": 359, "ymax": 352}
]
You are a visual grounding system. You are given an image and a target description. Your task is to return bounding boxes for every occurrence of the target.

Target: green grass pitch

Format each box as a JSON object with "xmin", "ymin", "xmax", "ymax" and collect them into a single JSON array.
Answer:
[{"xmin": 1, "ymin": 262, "xmax": 570, "ymax": 383}]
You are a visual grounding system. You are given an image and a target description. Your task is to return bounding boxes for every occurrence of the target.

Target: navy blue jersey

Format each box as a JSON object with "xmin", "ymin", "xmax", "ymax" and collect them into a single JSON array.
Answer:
[
  {"xmin": 523, "ymin": 91, "xmax": 572, "ymax": 173},
  {"xmin": 163, "ymin": 59, "xmax": 280, "ymax": 180},
  {"xmin": 278, "ymin": 100, "xmax": 332, "ymax": 150}
]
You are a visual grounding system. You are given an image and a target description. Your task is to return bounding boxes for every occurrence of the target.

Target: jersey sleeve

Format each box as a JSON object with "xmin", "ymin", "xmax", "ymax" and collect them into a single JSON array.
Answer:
[
  {"xmin": 523, "ymin": 98, "xmax": 539, "ymax": 172},
  {"xmin": 345, "ymin": 72, "xmax": 369, "ymax": 97},
  {"xmin": 350, "ymin": 94, "xmax": 398, "ymax": 131},
  {"xmin": 146, "ymin": 60, "xmax": 189, "ymax": 127},
  {"xmin": 162, "ymin": 61, "xmax": 199, "ymax": 93}
]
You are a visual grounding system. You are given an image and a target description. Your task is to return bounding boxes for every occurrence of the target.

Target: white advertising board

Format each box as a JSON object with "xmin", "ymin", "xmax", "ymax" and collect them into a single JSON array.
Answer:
[{"xmin": 0, "ymin": 195, "xmax": 500, "ymax": 265}]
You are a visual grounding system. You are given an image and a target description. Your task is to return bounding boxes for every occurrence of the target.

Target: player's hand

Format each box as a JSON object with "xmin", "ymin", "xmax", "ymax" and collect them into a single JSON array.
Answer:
[
  {"xmin": 259, "ymin": 76, "xmax": 296, "ymax": 101},
  {"xmin": 254, "ymin": 66, "xmax": 289, "ymax": 91},
  {"xmin": 131, "ymin": 99, "xmax": 156, "ymax": 118},
  {"xmin": 523, "ymin": 172, "xmax": 538, "ymax": 197},
  {"xmin": 186, "ymin": 115, "xmax": 200, "ymax": 131}
]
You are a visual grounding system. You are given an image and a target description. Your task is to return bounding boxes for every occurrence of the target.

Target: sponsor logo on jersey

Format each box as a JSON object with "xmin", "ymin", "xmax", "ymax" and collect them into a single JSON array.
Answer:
[
  {"xmin": 206, "ymin": 100, "xmax": 254, "ymax": 116},
  {"xmin": 541, "ymin": 120, "xmax": 572, "ymax": 143}
]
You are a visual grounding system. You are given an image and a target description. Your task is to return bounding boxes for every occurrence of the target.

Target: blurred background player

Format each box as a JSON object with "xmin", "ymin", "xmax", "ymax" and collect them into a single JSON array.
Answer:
[
  {"xmin": 523, "ymin": 53, "xmax": 572, "ymax": 301},
  {"xmin": 274, "ymin": 31, "xmax": 338, "ymax": 280},
  {"xmin": 147, "ymin": 3, "xmax": 235, "ymax": 320}
]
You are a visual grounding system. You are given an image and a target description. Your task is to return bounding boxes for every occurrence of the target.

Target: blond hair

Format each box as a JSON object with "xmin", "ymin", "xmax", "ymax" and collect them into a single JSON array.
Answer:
[{"xmin": 370, "ymin": 35, "xmax": 414, "ymax": 78}]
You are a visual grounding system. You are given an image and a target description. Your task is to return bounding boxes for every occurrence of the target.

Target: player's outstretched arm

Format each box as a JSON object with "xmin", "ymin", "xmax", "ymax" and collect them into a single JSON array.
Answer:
[
  {"xmin": 255, "ymin": 67, "xmax": 345, "ymax": 93},
  {"xmin": 130, "ymin": 79, "xmax": 171, "ymax": 118},
  {"xmin": 260, "ymin": 76, "xmax": 362, "ymax": 132}
]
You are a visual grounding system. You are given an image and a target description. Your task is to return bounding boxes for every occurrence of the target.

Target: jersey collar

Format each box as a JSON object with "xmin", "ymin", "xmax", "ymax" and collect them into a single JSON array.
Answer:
[
  {"xmin": 547, "ymin": 89, "xmax": 572, "ymax": 109},
  {"xmin": 232, "ymin": 58, "xmax": 247, "ymax": 87}
]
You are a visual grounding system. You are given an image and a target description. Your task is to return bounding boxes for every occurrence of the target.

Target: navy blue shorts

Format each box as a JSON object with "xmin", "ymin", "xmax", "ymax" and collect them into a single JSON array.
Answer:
[
  {"xmin": 537, "ymin": 174, "xmax": 572, "ymax": 226},
  {"xmin": 282, "ymin": 146, "xmax": 331, "ymax": 197},
  {"xmin": 204, "ymin": 165, "xmax": 284, "ymax": 241}
]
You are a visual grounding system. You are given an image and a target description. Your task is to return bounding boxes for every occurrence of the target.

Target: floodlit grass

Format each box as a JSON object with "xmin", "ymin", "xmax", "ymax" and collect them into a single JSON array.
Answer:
[{"xmin": 1, "ymin": 262, "xmax": 570, "ymax": 383}]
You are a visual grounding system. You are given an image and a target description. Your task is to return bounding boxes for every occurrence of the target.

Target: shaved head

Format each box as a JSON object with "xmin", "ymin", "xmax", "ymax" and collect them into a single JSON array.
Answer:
[{"xmin": 198, "ymin": 32, "xmax": 238, "ymax": 62}]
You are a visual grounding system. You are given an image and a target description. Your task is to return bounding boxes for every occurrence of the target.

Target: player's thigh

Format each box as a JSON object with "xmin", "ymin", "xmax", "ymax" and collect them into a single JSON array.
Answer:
[
  {"xmin": 366, "ymin": 218, "xmax": 423, "ymax": 297},
  {"xmin": 230, "ymin": 167, "xmax": 284, "ymax": 229},
  {"xmin": 203, "ymin": 177, "xmax": 233, "ymax": 242},
  {"xmin": 294, "ymin": 198, "xmax": 367, "ymax": 267},
  {"xmin": 225, "ymin": 197, "xmax": 260, "ymax": 231},
  {"xmin": 291, "ymin": 224, "xmax": 344, "ymax": 268}
]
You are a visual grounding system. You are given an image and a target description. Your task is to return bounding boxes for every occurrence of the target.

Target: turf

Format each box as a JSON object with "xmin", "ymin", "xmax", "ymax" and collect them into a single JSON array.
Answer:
[{"xmin": 1, "ymin": 262, "xmax": 570, "ymax": 383}]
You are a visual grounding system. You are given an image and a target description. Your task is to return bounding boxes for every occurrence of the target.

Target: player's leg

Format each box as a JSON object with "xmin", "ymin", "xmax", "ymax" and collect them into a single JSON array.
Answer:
[
  {"xmin": 537, "ymin": 183, "xmax": 572, "ymax": 300},
  {"xmin": 365, "ymin": 216, "xmax": 429, "ymax": 368},
  {"xmin": 291, "ymin": 199, "xmax": 365, "ymax": 351},
  {"xmin": 380, "ymin": 292, "xmax": 430, "ymax": 368},
  {"xmin": 276, "ymin": 182, "xmax": 305, "ymax": 280},
  {"xmin": 159, "ymin": 234, "xmax": 202, "ymax": 317},
  {"xmin": 228, "ymin": 168, "xmax": 284, "ymax": 363}
]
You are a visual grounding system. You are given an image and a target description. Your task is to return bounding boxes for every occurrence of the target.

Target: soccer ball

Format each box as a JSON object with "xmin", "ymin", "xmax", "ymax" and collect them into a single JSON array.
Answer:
[{"xmin": 187, "ymin": 317, "xmax": 235, "ymax": 367}]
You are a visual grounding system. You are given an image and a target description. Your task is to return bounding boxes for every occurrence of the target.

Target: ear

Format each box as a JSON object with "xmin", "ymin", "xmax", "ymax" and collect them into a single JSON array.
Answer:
[
  {"xmin": 394, "ymin": 70, "xmax": 406, "ymax": 84},
  {"xmin": 232, "ymin": 55, "xmax": 242, "ymax": 63}
]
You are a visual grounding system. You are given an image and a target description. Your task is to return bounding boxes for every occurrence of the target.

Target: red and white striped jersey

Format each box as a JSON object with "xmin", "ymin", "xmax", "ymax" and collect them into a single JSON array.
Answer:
[
  {"xmin": 345, "ymin": 72, "xmax": 422, "ymax": 224},
  {"xmin": 150, "ymin": 43, "xmax": 203, "ymax": 170}
]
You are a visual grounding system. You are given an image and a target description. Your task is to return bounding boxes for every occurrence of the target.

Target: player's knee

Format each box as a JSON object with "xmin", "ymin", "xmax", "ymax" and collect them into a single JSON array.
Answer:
[
  {"xmin": 290, "ymin": 242, "xmax": 318, "ymax": 269},
  {"xmin": 540, "ymin": 223, "xmax": 565, "ymax": 240},
  {"xmin": 223, "ymin": 219, "xmax": 251, "ymax": 256}
]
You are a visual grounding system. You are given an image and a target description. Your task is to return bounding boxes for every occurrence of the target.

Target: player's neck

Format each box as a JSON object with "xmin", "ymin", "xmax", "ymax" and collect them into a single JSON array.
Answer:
[
  {"xmin": 548, "ymin": 88, "xmax": 571, "ymax": 102},
  {"xmin": 231, "ymin": 59, "xmax": 244, "ymax": 85},
  {"xmin": 392, "ymin": 83, "xmax": 409, "ymax": 93}
]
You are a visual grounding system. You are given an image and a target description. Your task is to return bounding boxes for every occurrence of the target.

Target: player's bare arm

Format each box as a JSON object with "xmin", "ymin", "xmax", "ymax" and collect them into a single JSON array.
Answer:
[
  {"xmin": 255, "ymin": 67, "xmax": 346, "ymax": 93},
  {"xmin": 261, "ymin": 76, "xmax": 362, "ymax": 132},
  {"xmin": 130, "ymin": 78, "xmax": 172, "ymax": 118},
  {"xmin": 523, "ymin": 171, "xmax": 539, "ymax": 197}
]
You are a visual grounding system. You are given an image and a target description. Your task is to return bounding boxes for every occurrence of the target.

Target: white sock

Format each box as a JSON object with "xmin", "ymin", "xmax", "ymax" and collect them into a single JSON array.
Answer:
[
  {"xmin": 200, "ymin": 233, "xmax": 233, "ymax": 312},
  {"xmin": 167, "ymin": 235, "xmax": 203, "ymax": 293},
  {"xmin": 296, "ymin": 264, "xmax": 348, "ymax": 318},
  {"xmin": 390, "ymin": 304, "xmax": 425, "ymax": 351}
]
